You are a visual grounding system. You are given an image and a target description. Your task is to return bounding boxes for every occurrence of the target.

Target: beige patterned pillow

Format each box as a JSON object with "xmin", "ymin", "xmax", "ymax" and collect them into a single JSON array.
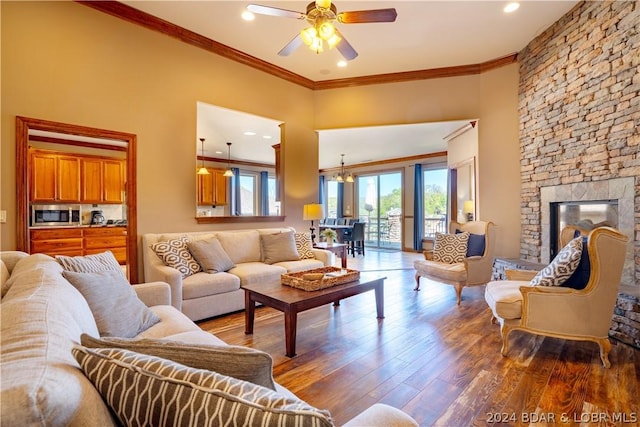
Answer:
[
  {"xmin": 72, "ymin": 346, "xmax": 334, "ymax": 427},
  {"xmin": 531, "ymin": 237, "xmax": 583, "ymax": 286},
  {"xmin": 150, "ymin": 236, "xmax": 201, "ymax": 278},
  {"xmin": 294, "ymin": 232, "xmax": 315, "ymax": 259},
  {"xmin": 433, "ymin": 232, "xmax": 469, "ymax": 263}
]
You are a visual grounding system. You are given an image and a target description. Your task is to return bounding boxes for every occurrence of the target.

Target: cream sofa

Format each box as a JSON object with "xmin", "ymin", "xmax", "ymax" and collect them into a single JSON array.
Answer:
[
  {"xmin": 0, "ymin": 251, "xmax": 417, "ymax": 426},
  {"xmin": 143, "ymin": 227, "xmax": 335, "ymax": 321}
]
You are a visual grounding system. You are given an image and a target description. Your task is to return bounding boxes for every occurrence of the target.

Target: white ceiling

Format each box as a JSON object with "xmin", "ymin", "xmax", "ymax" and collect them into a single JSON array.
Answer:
[{"xmin": 123, "ymin": 1, "xmax": 579, "ymax": 169}]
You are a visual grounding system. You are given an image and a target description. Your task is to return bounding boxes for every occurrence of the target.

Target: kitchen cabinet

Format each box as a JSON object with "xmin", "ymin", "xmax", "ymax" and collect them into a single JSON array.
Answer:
[
  {"xmin": 30, "ymin": 228, "xmax": 83, "ymax": 257},
  {"xmin": 83, "ymin": 227, "xmax": 127, "ymax": 264},
  {"xmin": 30, "ymin": 226, "xmax": 127, "ymax": 264},
  {"xmin": 81, "ymin": 158, "xmax": 125, "ymax": 204},
  {"xmin": 197, "ymin": 168, "xmax": 228, "ymax": 206},
  {"xmin": 30, "ymin": 152, "xmax": 81, "ymax": 202}
]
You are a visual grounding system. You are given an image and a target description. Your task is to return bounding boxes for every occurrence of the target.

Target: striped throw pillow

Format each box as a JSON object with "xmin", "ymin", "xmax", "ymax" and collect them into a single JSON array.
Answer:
[
  {"xmin": 56, "ymin": 250, "xmax": 122, "ymax": 274},
  {"xmin": 72, "ymin": 346, "xmax": 334, "ymax": 427}
]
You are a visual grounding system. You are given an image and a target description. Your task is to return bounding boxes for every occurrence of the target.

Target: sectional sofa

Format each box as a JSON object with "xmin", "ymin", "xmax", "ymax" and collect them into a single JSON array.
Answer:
[
  {"xmin": 142, "ymin": 227, "xmax": 335, "ymax": 321},
  {"xmin": 0, "ymin": 250, "xmax": 417, "ymax": 426}
]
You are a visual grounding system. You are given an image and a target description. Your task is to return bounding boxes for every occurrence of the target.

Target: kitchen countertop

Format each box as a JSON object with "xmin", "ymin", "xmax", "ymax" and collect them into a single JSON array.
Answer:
[{"xmin": 30, "ymin": 224, "xmax": 127, "ymax": 230}]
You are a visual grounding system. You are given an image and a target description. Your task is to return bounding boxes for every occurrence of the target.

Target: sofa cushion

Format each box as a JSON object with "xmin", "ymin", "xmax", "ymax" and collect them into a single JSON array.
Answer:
[
  {"xmin": 295, "ymin": 232, "xmax": 315, "ymax": 259},
  {"xmin": 72, "ymin": 346, "xmax": 334, "ymax": 427},
  {"xmin": 56, "ymin": 250, "xmax": 122, "ymax": 274},
  {"xmin": 433, "ymin": 232, "xmax": 469, "ymax": 263},
  {"xmin": 484, "ymin": 280, "xmax": 533, "ymax": 320},
  {"xmin": 530, "ymin": 237, "xmax": 582, "ymax": 287},
  {"xmin": 274, "ymin": 259, "xmax": 325, "ymax": 273},
  {"xmin": 64, "ymin": 270, "xmax": 160, "ymax": 338},
  {"xmin": 81, "ymin": 334, "xmax": 277, "ymax": 390},
  {"xmin": 187, "ymin": 237, "xmax": 235, "ymax": 273},
  {"xmin": 0, "ymin": 260, "xmax": 9, "ymax": 299},
  {"xmin": 261, "ymin": 231, "xmax": 300, "ymax": 264},
  {"xmin": 229, "ymin": 262, "xmax": 287, "ymax": 286},
  {"xmin": 216, "ymin": 230, "xmax": 262, "ymax": 264},
  {"xmin": 151, "ymin": 236, "xmax": 202, "ymax": 278},
  {"xmin": 182, "ymin": 271, "xmax": 241, "ymax": 300}
]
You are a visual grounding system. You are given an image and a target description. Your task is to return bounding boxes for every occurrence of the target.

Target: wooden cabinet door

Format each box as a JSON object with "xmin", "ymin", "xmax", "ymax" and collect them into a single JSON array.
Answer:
[
  {"xmin": 31, "ymin": 152, "xmax": 57, "ymax": 201},
  {"xmin": 197, "ymin": 170, "xmax": 214, "ymax": 206},
  {"xmin": 56, "ymin": 156, "xmax": 81, "ymax": 202},
  {"xmin": 30, "ymin": 228, "xmax": 83, "ymax": 257},
  {"xmin": 103, "ymin": 160, "xmax": 125, "ymax": 203},
  {"xmin": 213, "ymin": 170, "xmax": 228, "ymax": 205},
  {"xmin": 81, "ymin": 158, "xmax": 103, "ymax": 203}
]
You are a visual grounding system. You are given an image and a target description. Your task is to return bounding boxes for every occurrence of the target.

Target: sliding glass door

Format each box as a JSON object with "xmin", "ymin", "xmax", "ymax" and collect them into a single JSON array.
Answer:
[{"xmin": 357, "ymin": 172, "xmax": 402, "ymax": 250}]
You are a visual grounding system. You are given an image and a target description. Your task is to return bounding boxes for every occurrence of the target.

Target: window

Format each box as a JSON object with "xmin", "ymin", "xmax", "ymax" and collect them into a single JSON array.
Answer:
[
  {"xmin": 326, "ymin": 180, "xmax": 338, "ymax": 218},
  {"xmin": 268, "ymin": 175, "xmax": 280, "ymax": 215},
  {"xmin": 423, "ymin": 168, "xmax": 448, "ymax": 237},
  {"xmin": 239, "ymin": 173, "xmax": 256, "ymax": 215}
]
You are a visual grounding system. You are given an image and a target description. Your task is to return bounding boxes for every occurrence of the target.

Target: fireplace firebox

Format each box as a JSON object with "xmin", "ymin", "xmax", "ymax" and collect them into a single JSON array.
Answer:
[{"xmin": 549, "ymin": 200, "xmax": 618, "ymax": 259}]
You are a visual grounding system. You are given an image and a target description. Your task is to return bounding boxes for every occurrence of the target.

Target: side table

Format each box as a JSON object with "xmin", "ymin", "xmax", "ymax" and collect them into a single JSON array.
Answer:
[{"xmin": 313, "ymin": 242, "xmax": 348, "ymax": 269}]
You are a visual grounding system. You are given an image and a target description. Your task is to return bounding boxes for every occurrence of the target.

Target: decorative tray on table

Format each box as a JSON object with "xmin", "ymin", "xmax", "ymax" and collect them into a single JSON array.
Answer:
[{"xmin": 281, "ymin": 266, "xmax": 360, "ymax": 291}]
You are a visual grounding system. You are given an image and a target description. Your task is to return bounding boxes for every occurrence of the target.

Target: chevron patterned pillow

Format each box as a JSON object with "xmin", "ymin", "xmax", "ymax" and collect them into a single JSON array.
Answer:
[
  {"xmin": 530, "ymin": 236, "xmax": 583, "ymax": 287},
  {"xmin": 72, "ymin": 346, "xmax": 333, "ymax": 427},
  {"xmin": 150, "ymin": 235, "xmax": 201, "ymax": 278},
  {"xmin": 433, "ymin": 232, "xmax": 470, "ymax": 264}
]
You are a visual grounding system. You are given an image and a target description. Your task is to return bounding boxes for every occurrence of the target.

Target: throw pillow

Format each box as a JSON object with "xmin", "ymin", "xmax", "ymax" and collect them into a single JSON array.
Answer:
[
  {"xmin": 530, "ymin": 236, "xmax": 583, "ymax": 287},
  {"xmin": 187, "ymin": 237, "xmax": 235, "ymax": 273},
  {"xmin": 561, "ymin": 236, "xmax": 590, "ymax": 290},
  {"xmin": 294, "ymin": 232, "xmax": 315, "ymax": 259},
  {"xmin": 56, "ymin": 250, "xmax": 122, "ymax": 274},
  {"xmin": 260, "ymin": 231, "xmax": 300, "ymax": 264},
  {"xmin": 63, "ymin": 270, "xmax": 160, "ymax": 338},
  {"xmin": 72, "ymin": 346, "xmax": 334, "ymax": 427},
  {"xmin": 150, "ymin": 236, "xmax": 201, "ymax": 278},
  {"xmin": 80, "ymin": 334, "xmax": 276, "ymax": 390},
  {"xmin": 433, "ymin": 232, "xmax": 469, "ymax": 263},
  {"xmin": 456, "ymin": 229, "xmax": 486, "ymax": 257}
]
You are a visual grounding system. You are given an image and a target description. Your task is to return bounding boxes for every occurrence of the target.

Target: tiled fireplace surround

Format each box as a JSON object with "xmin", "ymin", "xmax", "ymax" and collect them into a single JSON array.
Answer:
[{"xmin": 517, "ymin": 1, "xmax": 639, "ymax": 347}]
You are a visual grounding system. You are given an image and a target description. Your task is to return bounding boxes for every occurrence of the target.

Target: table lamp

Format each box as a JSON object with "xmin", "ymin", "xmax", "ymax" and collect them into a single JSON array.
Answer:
[
  {"xmin": 303, "ymin": 203, "xmax": 324, "ymax": 244},
  {"xmin": 463, "ymin": 200, "xmax": 475, "ymax": 222}
]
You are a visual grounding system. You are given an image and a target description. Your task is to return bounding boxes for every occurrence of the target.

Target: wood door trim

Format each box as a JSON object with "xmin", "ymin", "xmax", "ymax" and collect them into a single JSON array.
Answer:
[{"xmin": 16, "ymin": 116, "xmax": 140, "ymax": 283}]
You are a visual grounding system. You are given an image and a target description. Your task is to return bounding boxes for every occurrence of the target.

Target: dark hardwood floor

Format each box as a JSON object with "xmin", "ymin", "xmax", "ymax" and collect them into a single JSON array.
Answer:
[{"xmin": 198, "ymin": 249, "xmax": 640, "ymax": 426}]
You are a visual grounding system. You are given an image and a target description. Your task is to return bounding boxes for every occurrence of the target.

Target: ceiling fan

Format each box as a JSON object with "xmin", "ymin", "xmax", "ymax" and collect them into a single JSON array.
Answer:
[{"xmin": 247, "ymin": 0, "xmax": 397, "ymax": 61}]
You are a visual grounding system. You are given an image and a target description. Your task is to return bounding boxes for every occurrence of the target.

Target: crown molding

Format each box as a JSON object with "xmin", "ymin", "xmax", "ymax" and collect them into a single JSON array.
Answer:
[{"xmin": 78, "ymin": 1, "xmax": 518, "ymax": 90}]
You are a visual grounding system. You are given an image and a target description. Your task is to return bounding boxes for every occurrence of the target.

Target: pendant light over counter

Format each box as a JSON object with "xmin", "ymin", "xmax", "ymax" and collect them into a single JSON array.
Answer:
[
  {"xmin": 197, "ymin": 138, "xmax": 210, "ymax": 175},
  {"xmin": 223, "ymin": 142, "xmax": 234, "ymax": 177}
]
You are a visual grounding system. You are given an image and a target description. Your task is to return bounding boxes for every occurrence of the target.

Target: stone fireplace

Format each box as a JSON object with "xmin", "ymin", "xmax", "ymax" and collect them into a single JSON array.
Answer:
[{"xmin": 540, "ymin": 177, "xmax": 634, "ymax": 285}]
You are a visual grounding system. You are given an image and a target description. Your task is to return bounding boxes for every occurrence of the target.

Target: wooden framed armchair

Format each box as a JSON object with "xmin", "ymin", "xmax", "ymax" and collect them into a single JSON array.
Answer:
[
  {"xmin": 414, "ymin": 221, "xmax": 496, "ymax": 305},
  {"xmin": 484, "ymin": 226, "xmax": 628, "ymax": 368}
]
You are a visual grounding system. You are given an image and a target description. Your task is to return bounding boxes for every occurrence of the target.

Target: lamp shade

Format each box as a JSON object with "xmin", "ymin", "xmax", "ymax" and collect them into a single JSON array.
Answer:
[
  {"xmin": 463, "ymin": 200, "xmax": 475, "ymax": 214},
  {"xmin": 303, "ymin": 203, "xmax": 324, "ymax": 221}
]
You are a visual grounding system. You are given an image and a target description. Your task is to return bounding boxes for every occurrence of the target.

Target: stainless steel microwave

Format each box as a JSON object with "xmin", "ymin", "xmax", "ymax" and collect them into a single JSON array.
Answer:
[{"xmin": 31, "ymin": 205, "xmax": 81, "ymax": 227}]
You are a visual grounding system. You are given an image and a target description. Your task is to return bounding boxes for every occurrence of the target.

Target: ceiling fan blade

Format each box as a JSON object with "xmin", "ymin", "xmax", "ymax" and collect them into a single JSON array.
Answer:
[
  {"xmin": 335, "ymin": 30, "xmax": 358, "ymax": 61},
  {"xmin": 247, "ymin": 4, "xmax": 305, "ymax": 20},
  {"xmin": 337, "ymin": 8, "xmax": 398, "ymax": 24},
  {"xmin": 278, "ymin": 34, "xmax": 304, "ymax": 57}
]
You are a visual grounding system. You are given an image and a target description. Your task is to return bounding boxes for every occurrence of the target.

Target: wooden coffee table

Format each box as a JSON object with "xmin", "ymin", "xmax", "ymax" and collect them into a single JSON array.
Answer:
[{"xmin": 243, "ymin": 274, "xmax": 386, "ymax": 357}]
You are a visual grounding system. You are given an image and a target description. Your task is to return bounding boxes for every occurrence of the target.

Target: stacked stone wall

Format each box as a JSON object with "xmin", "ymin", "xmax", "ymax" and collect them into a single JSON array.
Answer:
[{"xmin": 518, "ymin": 0, "xmax": 640, "ymax": 284}]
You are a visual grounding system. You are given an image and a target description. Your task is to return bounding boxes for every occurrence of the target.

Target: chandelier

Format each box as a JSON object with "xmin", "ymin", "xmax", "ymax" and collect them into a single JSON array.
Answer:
[
  {"xmin": 223, "ymin": 142, "xmax": 234, "ymax": 177},
  {"xmin": 197, "ymin": 138, "xmax": 210, "ymax": 175},
  {"xmin": 334, "ymin": 153, "xmax": 353, "ymax": 183}
]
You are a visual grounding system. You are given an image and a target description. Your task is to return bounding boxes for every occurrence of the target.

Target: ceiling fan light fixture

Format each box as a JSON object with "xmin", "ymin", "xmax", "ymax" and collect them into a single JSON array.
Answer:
[
  {"xmin": 326, "ymin": 33, "xmax": 341, "ymax": 48},
  {"xmin": 318, "ymin": 21, "xmax": 335, "ymax": 39},
  {"xmin": 316, "ymin": 0, "xmax": 331, "ymax": 10},
  {"xmin": 300, "ymin": 26, "xmax": 317, "ymax": 45}
]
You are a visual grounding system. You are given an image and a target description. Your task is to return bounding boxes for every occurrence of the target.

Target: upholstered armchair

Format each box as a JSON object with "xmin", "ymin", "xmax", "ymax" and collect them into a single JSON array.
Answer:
[
  {"xmin": 484, "ymin": 226, "xmax": 628, "ymax": 368},
  {"xmin": 414, "ymin": 220, "xmax": 496, "ymax": 305}
]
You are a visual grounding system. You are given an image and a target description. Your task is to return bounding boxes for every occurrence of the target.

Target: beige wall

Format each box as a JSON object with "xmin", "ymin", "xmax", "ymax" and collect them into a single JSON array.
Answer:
[{"xmin": 1, "ymin": 2, "xmax": 523, "ymax": 280}]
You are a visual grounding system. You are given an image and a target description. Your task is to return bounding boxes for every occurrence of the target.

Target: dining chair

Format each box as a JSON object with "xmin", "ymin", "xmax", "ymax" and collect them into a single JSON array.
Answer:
[
  {"xmin": 325, "ymin": 218, "xmax": 336, "ymax": 225},
  {"xmin": 345, "ymin": 222, "xmax": 366, "ymax": 257}
]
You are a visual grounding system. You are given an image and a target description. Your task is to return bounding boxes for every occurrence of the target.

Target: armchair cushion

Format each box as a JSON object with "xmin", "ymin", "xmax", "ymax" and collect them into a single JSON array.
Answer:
[
  {"xmin": 530, "ymin": 237, "xmax": 582, "ymax": 287},
  {"xmin": 433, "ymin": 232, "xmax": 469, "ymax": 263}
]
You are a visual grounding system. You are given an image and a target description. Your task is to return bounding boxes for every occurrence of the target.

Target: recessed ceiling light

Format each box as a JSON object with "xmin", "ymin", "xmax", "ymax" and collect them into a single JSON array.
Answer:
[
  {"xmin": 243, "ymin": 131, "xmax": 256, "ymax": 136},
  {"xmin": 242, "ymin": 10, "xmax": 255, "ymax": 21},
  {"xmin": 263, "ymin": 135, "xmax": 272, "ymax": 139},
  {"xmin": 337, "ymin": 60, "xmax": 347, "ymax": 68},
  {"xmin": 215, "ymin": 150, "xmax": 223, "ymax": 154},
  {"xmin": 504, "ymin": 2, "xmax": 520, "ymax": 13}
]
